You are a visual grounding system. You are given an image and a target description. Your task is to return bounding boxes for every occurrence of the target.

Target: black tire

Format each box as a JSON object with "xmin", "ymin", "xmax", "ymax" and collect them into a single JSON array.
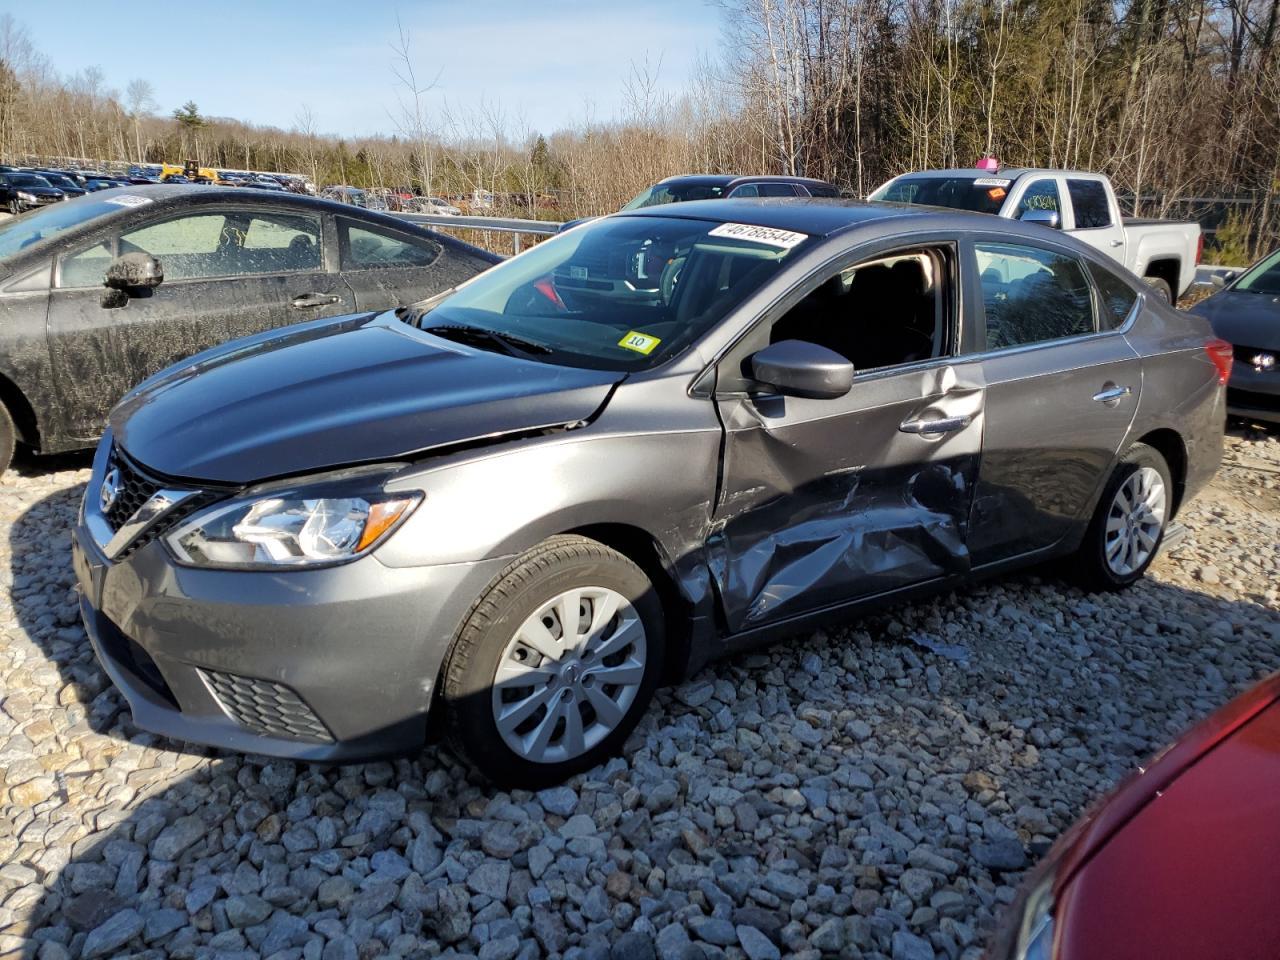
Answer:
[
  {"xmin": 7, "ymin": 200, "xmax": 18, "ymax": 216},
  {"xmin": 1145, "ymin": 276, "xmax": 1173, "ymax": 303},
  {"xmin": 0, "ymin": 403, "xmax": 14, "ymax": 477},
  {"xmin": 1068, "ymin": 442, "xmax": 1172, "ymax": 592},
  {"xmin": 441, "ymin": 535, "xmax": 665, "ymax": 788}
]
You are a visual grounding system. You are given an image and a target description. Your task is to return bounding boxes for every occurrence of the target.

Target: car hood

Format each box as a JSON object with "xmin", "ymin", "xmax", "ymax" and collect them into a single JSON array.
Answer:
[
  {"xmin": 1190, "ymin": 289, "xmax": 1280, "ymax": 349},
  {"xmin": 1041, "ymin": 674, "xmax": 1280, "ymax": 960},
  {"xmin": 112, "ymin": 312, "xmax": 624, "ymax": 485}
]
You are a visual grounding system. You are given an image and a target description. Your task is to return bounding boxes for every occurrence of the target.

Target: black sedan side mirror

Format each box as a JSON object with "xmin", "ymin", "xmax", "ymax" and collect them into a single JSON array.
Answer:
[
  {"xmin": 1018, "ymin": 209, "xmax": 1061, "ymax": 229},
  {"xmin": 750, "ymin": 340, "xmax": 854, "ymax": 400},
  {"xmin": 104, "ymin": 253, "xmax": 164, "ymax": 291}
]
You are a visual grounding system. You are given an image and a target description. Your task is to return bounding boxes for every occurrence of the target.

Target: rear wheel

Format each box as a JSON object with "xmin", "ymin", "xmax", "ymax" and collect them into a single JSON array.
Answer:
[
  {"xmin": 1068, "ymin": 443, "xmax": 1172, "ymax": 591},
  {"xmin": 0, "ymin": 403, "xmax": 15, "ymax": 477},
  {"xmin": 442, "ymin": 535, "xmax": 664, "ymax": 787},
  {"xmin": 1144, "ymin": 276, "xmax": 1173, "ymax": 303}
]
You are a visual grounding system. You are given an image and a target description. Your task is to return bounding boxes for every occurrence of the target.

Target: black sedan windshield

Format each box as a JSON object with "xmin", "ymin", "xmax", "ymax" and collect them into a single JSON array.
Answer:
[
  {"xmin": 0, "ymin": 196, "xmax": 132, "ymax": 259},
  {"xmin": 870, "ymin": 175, "xmax": 1009, "ymax": 215},
  {"xmin": 416, "ymin": 215, "xmax": 811, "ymax": 370},
  {"xmin": 7, "ymin": 174, "xmax": 54, "ymax": 189},
  {"xmin": 1235, "ymin": 249, "xmax": 1280, "ymax": 295},
  {"xmin": 622, "ymin": 182, "xmax": 727, "ymax": 209}
]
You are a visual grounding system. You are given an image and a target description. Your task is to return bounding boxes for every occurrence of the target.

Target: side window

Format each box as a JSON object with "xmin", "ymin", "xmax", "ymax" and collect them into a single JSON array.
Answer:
[
  {"xmin": 805, "ymin": 184, "xmax": 839, "ymax": 198},
  {"xmin": 1088, "ymin": 261, "xmax": 1139, "ymax": 330},
  {"xmin": 757, "ymin": 183, "xmax": 801, "ymax": 197},
  {"xmin": 1066, "ymin": 179, "xmax": 1113, "ymax": 229},
  {"xmin": 341, "ymin": 220, "xmax": 440, "ymax": 270},
  {"xmin": 728, "ymin": 184, "xmax": 760, "ymax": 198},
  {"xmin": 60, "ymin": 241, "xmax": 114, "ymax": 288},
  {"xmin": 1015, "ymin": 180, "xmax": 1061, "ymax": 219},
  {"xmin": 767, "ymin": 247, "xmax": 950, "ymax": 371},
  {"xmin": 239, "ymin": 213, "xmax": 322, "ymax": 273},
  {"xmin": 118, "ymin": 214, "xmax": 229, "ymax": 281},
  {"xmin": 974, "ymin": 242, "xmax": 1095, "ymax": 350}
]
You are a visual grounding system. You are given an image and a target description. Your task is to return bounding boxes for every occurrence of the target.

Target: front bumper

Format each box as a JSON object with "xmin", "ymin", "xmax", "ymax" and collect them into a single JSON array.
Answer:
[
  {"xmin": 73, "ymin": 521, "xmax": 510, "ymax": 761},
  {"xmin": 1227, "ymin": 363, "xmax": 1280, "ymax": 423}
]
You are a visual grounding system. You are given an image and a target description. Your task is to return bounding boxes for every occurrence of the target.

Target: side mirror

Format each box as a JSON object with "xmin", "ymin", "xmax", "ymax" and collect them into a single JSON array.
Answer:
[
  {"xmin": 1211, "ymin": 270, "xmax": 1237, "ymax": 289},
  {"xmin": 1018, "ymin": 209, "xmax": 1061, "ymax": 229},
  {"xmin": 104, "ymin": 252, "xmax": 164, "ymax": 291},
  {"xmin": 749, "ymin": 340, "xmax": 853, "ymax": 400}
]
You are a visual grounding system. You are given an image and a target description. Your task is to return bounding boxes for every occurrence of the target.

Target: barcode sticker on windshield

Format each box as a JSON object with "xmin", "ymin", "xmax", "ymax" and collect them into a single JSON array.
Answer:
[
  {"xmin": 973, "ymin": 178, "xmax": 1012, "ymax": 187},
  {"xmin": 618, "ymin": 331, "xmax": 661, "ymax": 355},
  {"xmin": 104, "ymin": 194, "xmax": 153, "ymax": 207},
  {"xmin": 707, "ymin": 222, "xmax": 808, "ymax": 249}
]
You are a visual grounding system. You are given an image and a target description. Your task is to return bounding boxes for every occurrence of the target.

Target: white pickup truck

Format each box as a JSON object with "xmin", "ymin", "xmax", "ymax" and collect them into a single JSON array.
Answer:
[{"xmin": 869, "ymin": 167, "xmax": 1202, "ymax": 301}]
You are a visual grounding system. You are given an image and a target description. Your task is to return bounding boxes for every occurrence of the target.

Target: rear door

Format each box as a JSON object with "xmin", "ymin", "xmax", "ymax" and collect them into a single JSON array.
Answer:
[
  {"xmin": 46, "ymin": 205, "xmax": 355, "ymax": 442},
  {"xmin": 1064, "ymin": 178, "xmax": 1126, "ymax": 263},
  {"xmin": 708, "ymin": 238, "xmax": 986, "ymax": 633},
  {"xmin": 336, "ymin": 217, "xmax": 448, "ymax": 310},
  {"xmin": 964, "ymin": 236, "xmax": 1141, "ymax": 565}
]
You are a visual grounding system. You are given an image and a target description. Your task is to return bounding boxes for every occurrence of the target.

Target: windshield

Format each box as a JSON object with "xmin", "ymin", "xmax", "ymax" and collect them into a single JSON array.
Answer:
[
  {"xmin": 622, "ymin": 182, "xmax": 727, "ymax": 210},
  {"xmin": 9, "ymin": 174, "xmax": 53, "ymax": 189},
  {"xmin": 869, "ymin": 175, "xmax": 1010, "ymax": 215},
  {"xmin": 0, "ymin": 196, "xmax": 131, "ymax": 260},
  {"xmin": 414, "ymin": 215, "xmax": 810, "ymax": 370},
  {"xmin": 1235, "ymin": 249, "xmax": 1280, "ymax": 295}
]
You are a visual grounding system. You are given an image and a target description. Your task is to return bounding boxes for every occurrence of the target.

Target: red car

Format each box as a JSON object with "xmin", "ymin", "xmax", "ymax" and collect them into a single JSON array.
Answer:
[{"xmin": 991, "ymin": 673, "xmax": 1280, "ymax": 960}]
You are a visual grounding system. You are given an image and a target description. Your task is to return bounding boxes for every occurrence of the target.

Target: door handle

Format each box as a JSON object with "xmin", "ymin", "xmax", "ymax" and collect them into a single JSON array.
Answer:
[
  {"xmin": 899, "ymin": 414, "xmax": 972, "ymax": 435},
  {"xmin": 291, "ymin": 293, "xmax": 340, "ymax": 309},
  {"xmin": 1109, "ymin": 239, "xmax": 1124, "ymax": 247},
  {"xmin": 1092, "ymin": 384, "xmax": 1132, "ymax": 403}
]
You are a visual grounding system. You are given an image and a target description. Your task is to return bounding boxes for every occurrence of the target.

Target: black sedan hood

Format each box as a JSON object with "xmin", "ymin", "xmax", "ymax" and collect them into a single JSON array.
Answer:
[
  {"xmin": 112, "ymin": 312, "xmax": 623, "ymax": 484},
  {"xmin": 1190, "ymin": 290, "xmax": 1280, "ymax": 349}
]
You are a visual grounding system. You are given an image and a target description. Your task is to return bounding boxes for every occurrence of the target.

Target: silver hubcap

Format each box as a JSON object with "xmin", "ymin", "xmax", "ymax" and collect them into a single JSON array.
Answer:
[
  {"xmin": 492, "ymin": 587, "xmax": 646, "ymax": 764},
  {"xmin": 1104, "ymin": 466, "xmax": 1167, "ymax": 576}
]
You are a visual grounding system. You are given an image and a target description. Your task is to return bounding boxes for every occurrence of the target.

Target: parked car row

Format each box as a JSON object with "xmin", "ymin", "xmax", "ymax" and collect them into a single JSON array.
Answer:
[{"xmin": 0, "ymin": 166, "xmax": 138, "ymax": 212}]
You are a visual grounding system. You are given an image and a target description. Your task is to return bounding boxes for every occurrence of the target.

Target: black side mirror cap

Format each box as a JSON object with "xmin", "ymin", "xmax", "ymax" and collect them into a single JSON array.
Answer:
[
  {"xmin": 104, "ymin": 252, "xmax": 164, "ymax": 291},
  {"xmin": 749, "ymin": 340, "xmax": 854, "ymax": 400}
]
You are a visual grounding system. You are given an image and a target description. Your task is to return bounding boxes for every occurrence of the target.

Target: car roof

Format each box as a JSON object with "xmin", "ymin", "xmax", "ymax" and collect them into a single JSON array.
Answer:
[
  {"xmin": 656, "ymin": 173, "xmax": 835, "ymax": 188},
  {"xmin": 888, "ymin": 167, "xmax": 1105, "ymax": 181},
  {"xmin": 616, "ymin": 196, "xmax": 998, "ymax": 237}
]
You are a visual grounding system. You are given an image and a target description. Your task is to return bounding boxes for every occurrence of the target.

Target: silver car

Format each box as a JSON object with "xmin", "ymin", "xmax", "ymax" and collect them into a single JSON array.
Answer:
[{"xmin": 72, "ymin": 201, "xmax": 1227, "ymax": 786}]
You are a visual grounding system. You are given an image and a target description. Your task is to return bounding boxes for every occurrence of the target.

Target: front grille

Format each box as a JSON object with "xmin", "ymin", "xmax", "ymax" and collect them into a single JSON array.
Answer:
[
  {"xmin": 199, "ymin": 670, "xmax": 334, "ymax": 743},
  {"xmin": 102, "ymin": 447, "xmax": 218, "ymax": 557}
]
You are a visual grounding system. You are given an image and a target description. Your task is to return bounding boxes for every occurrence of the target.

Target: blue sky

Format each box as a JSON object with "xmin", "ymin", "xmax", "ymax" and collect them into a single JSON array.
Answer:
[{"xmin": 6, "ymin": 0, "xmax": 725, "ymax": 137}]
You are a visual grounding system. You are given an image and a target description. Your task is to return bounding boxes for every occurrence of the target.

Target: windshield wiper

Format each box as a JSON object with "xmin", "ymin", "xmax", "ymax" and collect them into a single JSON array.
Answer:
[{"xmin": 421, "ymin": 323, "xmax": 553, "ymax": 357}]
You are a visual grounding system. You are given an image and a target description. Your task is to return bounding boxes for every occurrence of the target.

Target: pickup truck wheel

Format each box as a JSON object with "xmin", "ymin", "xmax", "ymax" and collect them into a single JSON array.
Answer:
[
  {"xmin": 442, "ymin": 535, "xmax": 665, "ymax": 788},
  {"xmin": 1144, "ymin": 277, "xmax": 1173, "ymax": 303},
  {"xmin": 0, "ymin": 403, "xmax": 14, "ymax": 477},
  {"xmin": 1068, "ymin": 442, "xmax": 1171, "ymax": 592}
]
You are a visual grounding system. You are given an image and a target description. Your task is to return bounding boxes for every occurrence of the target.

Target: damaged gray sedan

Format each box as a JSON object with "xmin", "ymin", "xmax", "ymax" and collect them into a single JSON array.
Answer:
[{"xmin": 72, "ymin": 200, "xmax": 1227, "ymax": 786}]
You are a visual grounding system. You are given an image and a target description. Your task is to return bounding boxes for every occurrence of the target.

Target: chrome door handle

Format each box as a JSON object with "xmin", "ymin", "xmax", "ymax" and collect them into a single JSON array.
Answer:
[
  {"xmin": 1109, "ymin": 240, "xmax": 1124, "ymax": 247},
  {"xmin": 291, "ymin": 293, "xmax": 340, "ymax": 309},
  {"xmin": 899, "ymin": 414, "xmax": 972, "ymax": 435},
  {"xmin": 1092, "ymin": 384, "xmax": 1132, "ymax": 403}
]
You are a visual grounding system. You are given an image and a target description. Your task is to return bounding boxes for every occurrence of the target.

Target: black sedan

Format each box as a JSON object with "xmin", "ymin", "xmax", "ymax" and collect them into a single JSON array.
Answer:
[
  {"xmin": 0, "ymin": 172, "xmax": 65, "ymax": 213},
  {"xmin": 33, "ymin": 172, "xmax": 89, "ymax": 199},
  {"xmin": 0, "ymin": 185, "xmax": 500, "ymax": 472},
  {"xmin": 1191, "ymin": 249, "xmax": 1280, "ymax": 424}
]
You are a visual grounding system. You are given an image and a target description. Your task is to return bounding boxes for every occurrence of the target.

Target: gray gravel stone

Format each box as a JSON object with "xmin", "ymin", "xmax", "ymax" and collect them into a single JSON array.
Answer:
[
  {"xmin": 81, "ymin": 908, "xmax": 144, "ymax": 959},
  {"xmin": 736, "ymin": 924, "xmax": 782, "ymax": 960}
]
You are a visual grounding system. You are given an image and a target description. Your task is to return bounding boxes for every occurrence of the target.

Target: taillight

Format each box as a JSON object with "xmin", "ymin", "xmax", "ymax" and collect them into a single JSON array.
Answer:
[
  {"xmin": 1196, "ymin": 233, "xmax": 1204, "ymax": 265},
  {"xmin": 1205, "ymin": 338, "xmax": 1233, "ymax": 384}
]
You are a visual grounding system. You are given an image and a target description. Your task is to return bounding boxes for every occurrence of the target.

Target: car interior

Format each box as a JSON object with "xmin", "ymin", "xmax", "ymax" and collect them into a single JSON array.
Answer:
[{"xmin": 769, "ymin": 249, "xmax": 949, "ymax": 370}]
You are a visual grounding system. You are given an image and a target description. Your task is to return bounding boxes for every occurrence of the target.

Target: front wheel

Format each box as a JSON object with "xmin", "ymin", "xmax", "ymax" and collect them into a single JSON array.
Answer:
[
  {"xmin": 1068, "ymin": 443, "xmax": 1172, "ymax": 591},
  {"xmin": 7, "ymin": 200, "xmax": 19, "ymax": 216},
  {"xmin": 442, "ymin": 535, "xmax": 664, "ymax": 788}
]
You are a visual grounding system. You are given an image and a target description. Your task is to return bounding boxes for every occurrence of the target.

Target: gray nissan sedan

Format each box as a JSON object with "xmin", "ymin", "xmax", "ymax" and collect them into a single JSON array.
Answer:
[{"xmin": 73, "ymin": 200, "xmax": 1227, "ymax": 786}]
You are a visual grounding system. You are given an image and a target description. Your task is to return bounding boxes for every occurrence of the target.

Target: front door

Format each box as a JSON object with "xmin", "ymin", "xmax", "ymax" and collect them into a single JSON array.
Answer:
[
  {"xmin": 47, "ymin": 207, "xmax": 355, "ymax": 442},
  {"xmin": 707, "ymin": 243, "xmax": 985, "ymax": 633},
  {"xmin": 965, "ymin": 239, "xmax": 1141, "ymax": 565},
  {"xmin": 336, "ymin": 217, "xmax": 449, "ymax": 310}
]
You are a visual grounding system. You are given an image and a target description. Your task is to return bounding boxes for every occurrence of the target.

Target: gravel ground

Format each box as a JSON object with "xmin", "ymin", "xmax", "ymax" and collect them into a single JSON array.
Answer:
[{"xmin": 1, "ymin": 431, "xmax": 1278, "ymax": 960}]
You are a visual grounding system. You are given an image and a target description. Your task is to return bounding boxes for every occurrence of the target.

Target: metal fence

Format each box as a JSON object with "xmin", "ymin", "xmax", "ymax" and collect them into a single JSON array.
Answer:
[{"xmin": 392, "ymin": 212, "xmax": 563, "ymax": 255}]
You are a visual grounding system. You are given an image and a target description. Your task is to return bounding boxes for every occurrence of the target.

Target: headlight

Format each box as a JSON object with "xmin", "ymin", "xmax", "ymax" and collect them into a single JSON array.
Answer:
[
  {"xmin": 16, "ymin": 191, "xmax": 35, "ymax": 201},
  {"xmin": 1010, "ymin": 875, "xmax": 1056, "ymax": 960},
  {"xmin": 165, "ymin": 485, "xmax": 420, "ymax": 569}
]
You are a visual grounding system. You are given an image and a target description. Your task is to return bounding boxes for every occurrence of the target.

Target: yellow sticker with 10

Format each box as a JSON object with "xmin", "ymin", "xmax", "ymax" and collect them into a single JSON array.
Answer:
[{"xmin": 618, "ymin": 331, "xmax": 661, "ymax": 355}]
